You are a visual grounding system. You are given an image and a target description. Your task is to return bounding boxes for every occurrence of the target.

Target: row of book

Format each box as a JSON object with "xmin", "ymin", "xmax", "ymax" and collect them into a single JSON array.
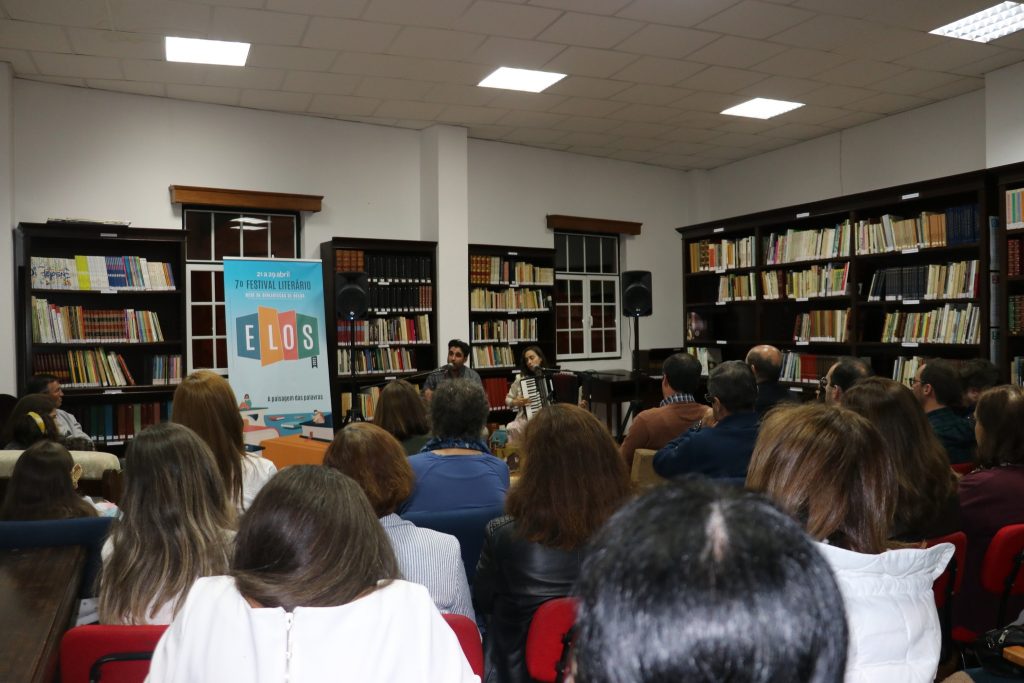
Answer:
[
  {"xmin": 1010, "ymin": 237, "xmax": 1023, "ymax": 277},
  {"xmin": 688, "ymin": 236, "xmax": 756, "ymax": 272},
  {"xmin": 891, "ymin": 356, "xmax": 926, "ymax": 387},
  {"xmin": 880, "ymin": 303, "xmax": 981, "ymax": 344},
  {"xmin": 30, "ymin": 255, "xmax": 176, "ymax": 291},
  {"xmin": 793, "ymin": 309, "xmax": 850, "ymax": 343},
  {"xmin": 32, "ymin": 350, "xmax": 183, "ymax": 387},
  {"xmin": 469, "ymin": 255, "xmax": 554, "ymax": 285},
  {"xmin": 1007, "ymin": 188, "xmax": 1024, "ymax": 231},
  {"xmin": 470, "ymin": 288, "xmax": 549, "ymax": 311},
  {"xmin": 856, "ymin": 205, "xmax": 978, "ymax": 254},
  {"xmin": 340, "ymin": 385, "xmax": 382, "ymax": 420},
  {"xmin": 334, "ymin": 251, "xmax": 431, "ymax": 282},
  {"xmin": 1008, "ymin": 295, "xmax": 1024, "ymax": 335},
  {"xmin": 336, "ymin": 315, "xmax": 431, "ymax": 345},
  {"xmin": 65, "ymin": 401, "xmax": 172, "ymax": 446},
  {"xmin": 470, "ymin": 318, "xmax": 538, "ymax": 343},
  {"xmin": 337, "ymin": 347, "xmax": 416, "ymax": 374},
  {"xmin": 865, "ymin": 260, "xmax": 979, "ymax": 302},
  {"xmin": 471, "ymin": 344, "xmax": 516, "ymax": 368},
  {"xmin": 764, "ymin": 221, "xmax": 852, "ymax": 265},
  {"xmin": 31, "ymin": 298, "xmax": 165, "ymax": 344},
  {"xmin": 684, "ymin": 347, "xmax": 722, "ymax": 376},
  {"xmin": 364, "ymin": 284, "xmax": 433, "ymax": 312},
  {"xmin": 717, "ymin": 273, "xmax": 757, "ymax": 302},
  {"xmin": 779, "ymin": 352, "xmax": 843, "ymax": 384},
  {"xmin": 482, "ymin": 376, "xmax": 512, "ymax": 410},
  {"xmin": 763, "ymin": 263, "xmax": 849, "ymax": 300},
  {"xmin": 1013, "ymin": 357, "xmax": 1024, "ymax": 387}
]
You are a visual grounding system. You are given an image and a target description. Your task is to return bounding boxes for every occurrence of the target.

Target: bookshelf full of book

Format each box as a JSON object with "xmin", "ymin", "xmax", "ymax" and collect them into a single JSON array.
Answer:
[
  {"xmin": 15, "ymin": 222, "xmax": 188, "ymax": 448},
  {"xmin": 468, "ymin": 245, "xmax": 556, "ymax": 412},
  {"xmin": 320, "ymin": 237, "xmax": 438, "ymax": 420},
  {"xmin": 996, "ymin": 165, "xmax": 1024, "ymax": 384},
  {"xmin": 679, "ymin": 171, "xmax": 991, "ymax": 385}
]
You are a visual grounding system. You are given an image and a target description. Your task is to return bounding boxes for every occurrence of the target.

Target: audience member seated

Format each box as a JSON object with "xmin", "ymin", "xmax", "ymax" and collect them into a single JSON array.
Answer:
[
  {"xmin": 324, "ymin": 422, "xmax": 474, "ymax": 621},
  {"xmin": 423, "ymin": 338, "xmax": 483, "ymax": 401},
  {"xmin": 172, "ymin": 370, "xmax": 277, "ymax": 513},
  {"xmin": 956, "ymin": 385, "xmax": 1024, "ymax": 636},
  {"xmin": 569, "ymin": 478, "xmax": 848, "ymax": 683},
  {"xmin": 821, "ymin": 356, "xmax": 872, "ymax": 403},
  {"xmin": 1, "ymin": 440, "xmax": 97, "ymax": 521},
  {"xmin": 619, "ymin": 352, "xmax": 706, "ymax": 470},
  {"xmin": 652, "ymin": 360, "xmax": 759, "ymax": 480},
  {"xmin": 842, "ymin": 377, "xmax": 960, "ymax": 541},
  {"xmin": 25, "ymin": 373, "xmax": 92, "ymax": 441},
  {"xmin": 146, "ymin": 466, "xmax": 478, "ymax": 682},
  {"xmin": 3, "ymin": 393, "xmax": 59, "ymax": 449},
  {"xmin": 747, "ymin": 402, "xmax": 953, "ymax": 683},
  {"xmin": 504, "ymin": 345, "xmax": 554, "ymax": 444},
  {"xmin": 746, "ymin": 344, "xmax": 797, "ymax": 414},
  {"xmin": 474, "ymin": 404, "xmax": 631, "ymax": 683},
  {"xmin": 959, "ymin": 358, "xmax": 1000, "ymax": 416},
  {"xmin": 912, "ymin": 359, "xmax": 975, "ymax": 465},
  {"xmin": 98, "ymin": 423, "xmax": 235, "ymax": 625},
  {"xmin": 400, "ymin": 379, "xmax": 509, "ymax": 515},
  {"xmin": 373, "ymin": 379, "xmax": 432, "ymax": 455}
]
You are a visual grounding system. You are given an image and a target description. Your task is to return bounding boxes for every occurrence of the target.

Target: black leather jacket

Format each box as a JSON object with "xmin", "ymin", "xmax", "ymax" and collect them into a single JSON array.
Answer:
[{"xmin": 472, "ymin": 515, "xmax": 582, "ymax": 683}]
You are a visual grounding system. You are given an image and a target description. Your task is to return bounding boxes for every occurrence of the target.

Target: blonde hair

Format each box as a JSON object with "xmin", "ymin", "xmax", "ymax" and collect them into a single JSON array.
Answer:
[
  {"xmin": 98, "ymin": 423, "xmax": 235, "ymax": 624},
  {"xmin": 172, "ymin": 370, "xmax": 246, "ymax": 506}
]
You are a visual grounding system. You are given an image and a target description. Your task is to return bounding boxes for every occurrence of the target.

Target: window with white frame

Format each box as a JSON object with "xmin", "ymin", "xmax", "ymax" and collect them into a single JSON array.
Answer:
[
  {"xmin": 554, "ymin": 233, "xmax": 620, "ymax": 360},
  {"xmin": 183, "ymin": 209, "xmax": 300, "ymax": 373}
]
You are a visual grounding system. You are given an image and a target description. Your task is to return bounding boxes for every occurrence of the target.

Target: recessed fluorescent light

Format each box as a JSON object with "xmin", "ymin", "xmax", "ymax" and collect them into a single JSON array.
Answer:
[
  {"xmin": 721, "ymin": 97, "xmax": 804, "ymax": 120},
  {"xmin": 165, "ymin": 36, "xmax": 250, "ymax": 66},
  {"xmin": 930, "ymin": 2, "xmax": 1024, "ymax": 43},
  {"xmin": 478, "ymin": 67, "xmax": 566, "ymax": 93}
]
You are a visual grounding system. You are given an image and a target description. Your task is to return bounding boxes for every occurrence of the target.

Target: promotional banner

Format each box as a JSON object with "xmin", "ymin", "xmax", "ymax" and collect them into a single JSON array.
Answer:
[{"xmin": 223, "ymin": 258, "xmax": 333, "ymax": 443}]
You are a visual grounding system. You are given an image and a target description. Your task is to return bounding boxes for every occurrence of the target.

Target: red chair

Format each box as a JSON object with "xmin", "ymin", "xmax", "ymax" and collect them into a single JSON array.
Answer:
[
  {"xmin": 951, "ymin": 463, "xmax": 975, "ymax": 476},
  {"xmin": 926, "ymin": 531, "xmax": 966, "ymax": 657},
  {"xmin": 953, "ymin": 524, "xmax": 1024, "ymax": 644},
  {"xmin": 60, "ymin": 624, "xmax": 167, "ymax": 683},
  {"xmin": 442, "ymin": 613, "xmax": 483, "ymax": 679},
  {"xmin": 525, "ymin": 597, "xmax": 578, "ymax": 683}
]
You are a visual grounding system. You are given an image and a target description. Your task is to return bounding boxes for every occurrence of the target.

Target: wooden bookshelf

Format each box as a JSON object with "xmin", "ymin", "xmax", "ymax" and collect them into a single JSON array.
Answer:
[
  {"xmin": 994, "ymin": 164, "xmax": 1024, "ymax": 384},
  {"xmin": 678, "ymin": 171, "xmax": 990, "ymax": 384},
  {"xmin": 15, "ymin": 222, "xmax": 188, "ymax": 449}
]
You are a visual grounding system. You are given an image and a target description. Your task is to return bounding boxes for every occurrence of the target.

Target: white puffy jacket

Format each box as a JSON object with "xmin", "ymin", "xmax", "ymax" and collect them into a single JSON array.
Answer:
[{"xmin": 818, "ymin": 542, "xmax": 954, "ymax": 683}]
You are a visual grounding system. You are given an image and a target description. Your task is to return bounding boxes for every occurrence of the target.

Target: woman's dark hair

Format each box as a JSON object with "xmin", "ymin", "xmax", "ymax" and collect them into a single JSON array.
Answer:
[
  {"xmin": 232, "ymin": 466, "xmax": 399, "ymax": 612},
  {"xmin": 3, "ymin": 394, "xmax": 59, "ymax": 449},
  {"xmin": 373, "ymin": 379, "xmax": 429, "ymax": 441},
  {"xmin": 573, "ymin": 478, "xmax": 848, "ymax": 683},
  {"xmin": 323, "ymin": 423, "xmax": 414, "ymax": 517},
  {"xmin": 841, "ymin": 377, "xmax": 957, "ymax": 539},
  {"xmin": 518, "ymin": 345, "xmax": 548, "ymax": 374},
  {"xmin": 0, "ymin": 440, "xmax": 96, "ymax": 521},
  {"xmin": 429, "ymin": 379, "xmax": 489, "ymax": 441},
  {"xmin": 506, "ymin": 404, "xmax": 631, "ymax": 550},
  {"xmin": 975, "ymin": 385, "xmax": 1024, "ymax": 467}
]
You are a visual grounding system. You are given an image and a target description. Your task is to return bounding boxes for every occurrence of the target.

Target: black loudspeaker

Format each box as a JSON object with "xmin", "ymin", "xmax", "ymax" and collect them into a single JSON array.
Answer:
[
  {"xmin": 335, "ymin": 272, "xmax": 369, "ymax": 319},
  {"xmin": 622, "ymin": 270, "xmax": 652, "ymax": 317}
]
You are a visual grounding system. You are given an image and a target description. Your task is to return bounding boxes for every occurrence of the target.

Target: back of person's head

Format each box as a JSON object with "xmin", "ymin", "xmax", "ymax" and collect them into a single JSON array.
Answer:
[
  {"xmin": 919, "ymin": 359, "xmax": 962, "ymax": 408},
  {"xmin": 323, "ymin": 422, "xmax": 414, "ymax": 517},
  {"xmin": 429, "ymin": 379, "xmax": 489, "ymax": 440},
  {"xmin": 506, "ymin": 404, "xmax": 631, "ymax": 550},
  {"xmin": 662, "ymin": 352, "xmax": 702, "ymax": 395},
  {"xmin": 708, "ymin": 360, "xmax": 757, "ymax": 413},
  {"xmin": 745, "ymin": 345, "xmax": 782, "ymax": 382},
  {"xmin": 572, "ymin": 478, "xmax": 848, "ymax": 683},
  {"xmin": 373, "ymin": 379, "xmax": 429, "ymax": 441},
  {"xmin": 232, "ymin": 465, "xmax": 399, "ymax": 611},
  {"xmin": 960, "ymin": 358, "xmax": 1000, "ymax": 405},
  {"xmin": 0, "ymin": 440, "xmax": 96, "ymax": 521},
  {"xmin": 975, "ymin": 385, "xmax": 1024, "ymax": 467},
  {"xmin": 841, "ymin": 377, "xmax": 955, "ymax": 538},
  {"xmin": 99, "ymin": 422, "xmax": 234, "ymax": 624},
  {"xmin": 747, "ymin": 402, "xmax": 895, "ymax": 554},
  {"xmin": 3, "ymin": 394, "xmax": 58, "ymax": 449},
  {"xmin": 172, "ymin": 369, "xmax": 245, "ymax": 505},
  {"xmin": 830, "ymin": 356, "xmax": 872, "ymax": 392},
  {"xmin": 25, "ymin": 373, "xmax": 58, "ymax": 396}
]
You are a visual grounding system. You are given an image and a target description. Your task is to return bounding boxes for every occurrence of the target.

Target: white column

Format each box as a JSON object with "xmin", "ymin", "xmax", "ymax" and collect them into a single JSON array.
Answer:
[{"xmin": 0, "ymin": 65, "xmax": 14, "ymax": 394}]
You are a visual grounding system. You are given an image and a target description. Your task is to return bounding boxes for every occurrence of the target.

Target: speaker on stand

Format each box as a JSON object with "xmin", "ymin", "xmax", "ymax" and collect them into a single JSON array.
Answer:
[
  {"xmin": 619, "ymin": 270, "xmax": 652, "ymax": 440},
  {"xmin": 336, "ymin": 272, "xmax": 369, "ymax": 425}
]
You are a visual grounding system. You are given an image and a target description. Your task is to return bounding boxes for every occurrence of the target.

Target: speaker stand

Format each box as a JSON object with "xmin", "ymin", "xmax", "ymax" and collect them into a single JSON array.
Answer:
[
  {"xmin": 617, "ymin": 314, "xmax": 645, "ymax": 442},
  {"xmin": 342, "ymin": 315, "xmax": 364, "ymax": 426}
]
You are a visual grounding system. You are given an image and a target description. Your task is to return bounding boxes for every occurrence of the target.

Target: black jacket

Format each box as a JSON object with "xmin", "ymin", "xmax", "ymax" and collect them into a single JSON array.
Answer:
[
  {"xmin": 754, "ymin": 380, "xmax": 797, "ymax": 415},
  {"xmin": 472, "ymin": 516, "xmax": 582, "ymax": 683}
]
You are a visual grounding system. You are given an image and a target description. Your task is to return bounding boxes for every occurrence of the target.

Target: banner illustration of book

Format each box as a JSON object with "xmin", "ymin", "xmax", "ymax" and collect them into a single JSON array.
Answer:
[{"xmin": 224, "ymin": 258, "xmax": 333, "ymax": 445}]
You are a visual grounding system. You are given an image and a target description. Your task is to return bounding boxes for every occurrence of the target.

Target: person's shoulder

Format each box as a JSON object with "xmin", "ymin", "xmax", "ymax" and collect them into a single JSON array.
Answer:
[
  {"xmin": 244, "ymin": 452, "xmax": 277, "ymax": 474},
  {"xmin": 485, "ymin": 514, "xmax": 515, "ymax": 537}
]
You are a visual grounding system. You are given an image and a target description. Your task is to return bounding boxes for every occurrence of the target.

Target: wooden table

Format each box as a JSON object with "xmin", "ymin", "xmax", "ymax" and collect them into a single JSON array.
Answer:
[
  {"xmin": 0, "ymin": 546, "xmax": 85, "ymax": 683},
  {"xmin": 1005, "ymin": 644, "xmax": 1024, "ymax": 666},
  {"xmin": 260, "ymin": 434, "xmax": 330, "ymax": 469},
  {"xmin": 585, "ymin": 370, "xmax": 662, "ymax": 436}
]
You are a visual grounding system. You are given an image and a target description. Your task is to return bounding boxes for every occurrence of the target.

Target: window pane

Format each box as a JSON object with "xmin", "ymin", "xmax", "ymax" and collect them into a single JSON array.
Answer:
[
  {"xmin": 591, "ymin": 305, "xmax": 604, "ymax": 328},
  {"xmin": 604, "ymin": 330, "xmax": 617, "ymax": 351},
  {"xmin": 601, "ymin": 236, "xmax": 617, "ymax": 274},
  {"xmin": 603, "ymin": 279, "xmax": 616, "ymax": 301},
  {"xmin": 591, "ymin": 330, "xmax": 604, "ymax": 353},
  {"xmin": 555, "ymin": 234, "xmax": 567, "ymax": 272},
  {"xmin": 215, "ymin": 339, "xmax": 227, "ymax": 368},
  {"xmin": 590, "ymin": 283, "xmax": 604, "ymax": 304},
  {"xmin": 190, "ymin": 270, "xmax": 212, "ymax": 302},
  {"xmin": 569, "ymin": 279, "xmax": 582, "ymax": 300},
  {"xmin": 191, "ymin": 305, "xmax": 213, "ymax": 336},
  {"xmin": 601, "ymin": 304, "xmax": 617, "ymax": 328},
  {"xmin": 215, "ymin": 304, "xmax": 226, "ymax": 336},
  {"xmin": 557, "ymin": 331, "xmax": 570, "ymax": 356},
  {"xmin": 571, "ymin": 330, "xmax": 584, "ymax": 354},
  {"xmin": 554, "ymin": 281, "xmax": 568, "ymax": 305},
  {"xmin": 567, "ymin": 236, "xmax": 584, "ymax": 272},
  {"xmin": 192, "ymin": 339, "xmax": 214, "ymax": 369},
  {"xmin": 215, "ymin": 272, "xmax": 225, "ymax": 300},
  {"xmin": 185, "ymin": 211, "xmax": 212, "ymax": 261},
  {"xmin": 556, "ymin": 306, "xmax": 570, "ymax": 328},
  {"xmin": 214, "ymin": 214, "xmax": 241, "ymax": 260},
  {"xmin": 569, "ymin": 304, "xmax": 584, "ymax": 328},
  {"xmin": 584, "ymin": 236, "xmax": 601, "ymax": 273},
  {"xmin": 241, "ymin": 216, "xmax": 270, "ymax": 257},
  {"xmin": 270, "ymin": 215, "xmax": 296, "ymax": 258}
]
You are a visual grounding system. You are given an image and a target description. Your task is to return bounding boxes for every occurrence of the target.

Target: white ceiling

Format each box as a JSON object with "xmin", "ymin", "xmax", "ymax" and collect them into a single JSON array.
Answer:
[{"xmin": 0, "ymin": 0, "xmax": 1021, "ymax": 171}]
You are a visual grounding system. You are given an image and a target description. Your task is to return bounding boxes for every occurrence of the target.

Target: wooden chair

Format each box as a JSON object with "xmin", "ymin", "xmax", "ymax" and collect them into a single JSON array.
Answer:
[
  {"xmin": 441, "ymin": 613, "xmax": 483, "ymax": 679},
  {"xmin": 630, "ymin": 448, "xmax": 668, "ymax": 490},
  {"xmin": 60, "ymin": 624, "xmax": 167, "ymax": 683},
  {"xmin": 525, "ymin": 597, "xmax": 578, "ymax": 683}
]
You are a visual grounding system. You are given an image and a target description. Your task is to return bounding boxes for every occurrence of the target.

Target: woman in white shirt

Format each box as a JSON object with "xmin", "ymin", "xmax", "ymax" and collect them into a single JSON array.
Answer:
[
  {"xmin": 98, "ymin": 422, "xmax": 235, "ymax": 625},
  {"xmin": 147, "ymin": 466, "xmax": 478, "ymax": 683},
  {"xmin": 172, "ymin": 370, "xmax": 276, "ymax": 513}
]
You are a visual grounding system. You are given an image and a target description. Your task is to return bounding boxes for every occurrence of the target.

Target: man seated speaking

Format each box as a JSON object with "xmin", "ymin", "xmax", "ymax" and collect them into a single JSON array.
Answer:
[
  {"xmin": 652, "ymin": 360, "xmax": 760, "ymax": 480},
  {"xmin": 423, "ymin": 339, "xmax": 482, "ymax": 401}
]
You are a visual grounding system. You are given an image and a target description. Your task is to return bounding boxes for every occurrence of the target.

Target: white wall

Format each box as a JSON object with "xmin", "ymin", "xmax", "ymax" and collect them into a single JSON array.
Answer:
[
  {"xmin": 986, "ymin": 61, "xmax": 1024, "ymax": 169},
  {"xmin": 0, "ymin": 65, "xmax": 12, "ymax": 394}
]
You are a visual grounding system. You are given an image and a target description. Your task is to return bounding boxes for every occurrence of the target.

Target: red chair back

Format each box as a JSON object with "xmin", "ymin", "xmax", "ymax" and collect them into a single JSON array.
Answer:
[
  {"xmin": 442, "ymin": 613, "xmax": 483, "ymax": 679},
  {"xmin": 951, "ymin": 463, "xmax": 975, "ymax": 476},
  {"xmin": 525, "ymin": 597, "xmax": 578, "ymax": 683},
  {"xmin": 60, "ymin": 625, "xmax": 167, "ymax": 683},
  {"xmin": 980, "ymin": 523, "xmax": 1024, "ymax": 627},
  {"xmin": 927, "ymin": 531, "xmax": 967, "ymax": 608}
]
